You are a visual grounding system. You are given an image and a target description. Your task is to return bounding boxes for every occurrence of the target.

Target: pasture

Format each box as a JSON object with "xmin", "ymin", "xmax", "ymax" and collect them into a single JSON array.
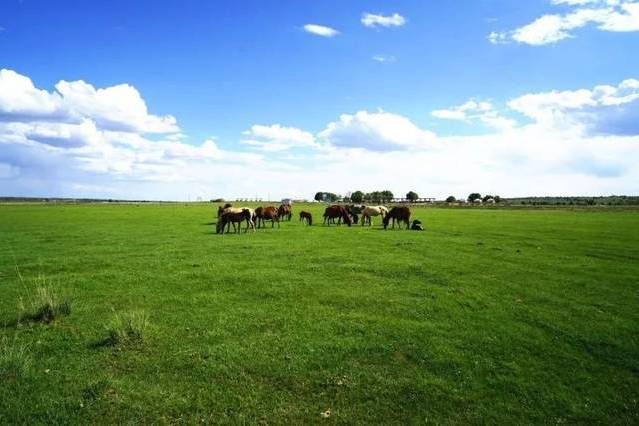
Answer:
[{"xmin": 1, "ymin": 203, "xmax": 638, "ymax": 423}]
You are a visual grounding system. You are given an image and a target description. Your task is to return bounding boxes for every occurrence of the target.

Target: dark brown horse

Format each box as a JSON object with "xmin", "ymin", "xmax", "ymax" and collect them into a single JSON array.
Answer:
[
  {"xmin": 383, "ymin": 206, "xmax": 411, "ymax": 230},
  {"xmin": 299, "ymin": 211, "xmax": 312, "ymax": 225},
  {"xmin": 216, "ymin": 209, "xmax": 254, "ymax": 234},
  {"xmin": 256, "ymin": 206, "xmax": 280, "ymax": 228},
  {"xmin": 278, "ymin": 204, "xmax": 292, "ymax": 221},
  {"xmin": 323, "ymin": 205, "xmax": 353, "ymax": 226}
]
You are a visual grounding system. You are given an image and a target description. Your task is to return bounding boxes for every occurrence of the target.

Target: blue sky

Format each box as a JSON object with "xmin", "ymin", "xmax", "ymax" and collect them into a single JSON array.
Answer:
[{"xmin": 1, "ymin": 0, "xmax": 638, "ymax": 200}]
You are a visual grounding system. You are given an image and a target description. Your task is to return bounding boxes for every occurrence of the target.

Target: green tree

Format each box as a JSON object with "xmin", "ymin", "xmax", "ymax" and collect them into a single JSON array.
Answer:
[
  {"xmin": 314, "ymin": 192, "xmax": 324, "ymax": 202},
  {"xmin": 381, "ymin": 190, "xmax": 394, "ymax": 203},
  {"xmin": 468, "ymin": 193, "xmax": 482, "ymax": 203},
  {"xmin": 325, "ymin": 192, "xmax": 339, "ymax": 203},
  {"xmin": 406, "ymin": 191, "xmax": 419, "ymax": 202},
  {"xmin": 351, "ymin": 191, "xmax": 364, "ymax": 203},
  {"xmin": 446, "ymin": 195, "xmax": 456, "ymax": 203},
  {"xmin": 482, "ymin": 194, "xmax": 494, "ymax": 203}
]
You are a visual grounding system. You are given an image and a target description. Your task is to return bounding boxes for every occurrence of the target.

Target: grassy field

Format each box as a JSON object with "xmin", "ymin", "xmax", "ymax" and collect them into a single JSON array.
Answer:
[{"xmin": 1, "ymin": 202, "xmax": 638, "ymax": 424}]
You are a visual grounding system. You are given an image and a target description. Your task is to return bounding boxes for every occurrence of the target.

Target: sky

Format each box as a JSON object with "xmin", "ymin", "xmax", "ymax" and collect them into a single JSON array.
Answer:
[{"xmin": 1, "ymin": 0, "xmax": 638, "ymax": 200}]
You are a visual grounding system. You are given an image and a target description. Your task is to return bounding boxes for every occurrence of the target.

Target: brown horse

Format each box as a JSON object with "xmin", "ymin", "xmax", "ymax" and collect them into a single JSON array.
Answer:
[
  {"xmin": 278, "ymin": 204, "xmax": 292, "ymax": 221},
  {"xmin": 299, "ymin": 211, "xmax": 312, "ymax": 225},
  {"xmin": 323, "ymin": 205, "xmax": 353, "ymax": 226},
  {"xmin": 216, "ymin": 208, "xmax": 254, "ymax": 234},
  {"xmin": 383, "ymin": 206, "xmax": 411, "ymax": 230},
  {"xmin": 256, "ymin": 206, "xmax": 280, "ymax": 228}
]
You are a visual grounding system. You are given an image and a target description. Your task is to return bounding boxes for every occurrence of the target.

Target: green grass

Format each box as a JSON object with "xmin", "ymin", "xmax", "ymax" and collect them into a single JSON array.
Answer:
[{"xmin": 0, "ymin": 202, "xmax": 638, "ymax": 423}]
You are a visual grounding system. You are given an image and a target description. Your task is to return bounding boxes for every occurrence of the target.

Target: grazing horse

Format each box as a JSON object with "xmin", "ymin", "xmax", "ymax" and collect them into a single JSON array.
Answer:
[
  {"xmin": 299, "ymin": 211, "xmax": 312, "ymax": 225},
  {"xmin": 383, "ymin": 206, "xmax": 411, "ymax": 230},
  {"xmin": 345, "ymin": 205, "xmax": 364, "ymax": 224},
  {"xmin": 216, "ymin": 208, "xmax": 255, "ymax": 234},
  {"xmin": 361, "ymin": 205, "xmax": 389, "ymax": 226},
  {"xmin": 256, "ymin": 206, "xmax": 280, "ymax": 228},
  {"xmin": 218, "ymin": 204, "xmax": 255, "ymax": 232},
  {"xmin": 323, "ymin": 206, "xmax": 353, "ymax": 227},
  {"xmin": 278, "ymin": 204, "xmax": 292, "ymax": 221}
]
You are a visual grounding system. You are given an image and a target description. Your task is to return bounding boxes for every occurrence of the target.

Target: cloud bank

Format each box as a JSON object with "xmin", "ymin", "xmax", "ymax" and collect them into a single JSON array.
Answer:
[{"xmin": 1, "ymin": 69, "xmax": 638, "ymax": 200}]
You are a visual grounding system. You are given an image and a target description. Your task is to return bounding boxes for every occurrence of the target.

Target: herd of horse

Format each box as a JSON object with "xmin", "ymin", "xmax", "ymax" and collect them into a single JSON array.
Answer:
[{"xmin": 216, "ymin": 203, "xmax": 423, "ymax": 234}]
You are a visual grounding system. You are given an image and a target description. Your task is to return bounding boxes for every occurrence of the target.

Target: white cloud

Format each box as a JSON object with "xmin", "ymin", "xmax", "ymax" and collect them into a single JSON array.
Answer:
[
  {"xmin": 490, "ymin": 0, "xmax": 639, "ymax": 45},
  {"xmin": 432, "ymin": 100, "xmax": 516, "ymax": 131},
  {"xmin": 241, "ymin": 124, "xmax": 317, "ymax": 152},
  {"xmin": 303, "ymin": 24, "xmax": 339, "ymax": 37},
  {"xmin": 372, "ymin": 55, "xmax": 397, "ymax": 63},
  {"xmin": 508, "ymin": 79, "xmax": 639, "ymax": 131},
  {"xmin": 361, "ymin": 12, "xmax": 406, "ymax": 28},
  {"xmin": 318, "ymin": 110, "xmax": 436, "ymax": 152},
  {"xmin": 54, "ymin": 80, "xmax": 178, "ymax": 133},
  {"xmin": 0, "ymin": 69, "xmax": 179, "ymax": 134}
]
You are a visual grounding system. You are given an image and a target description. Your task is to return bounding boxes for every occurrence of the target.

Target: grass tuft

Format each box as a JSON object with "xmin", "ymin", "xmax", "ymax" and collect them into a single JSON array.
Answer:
[
  {"xmin": 0, "ymin": 337, "xmax": 31, "ymax": 380},
  {"xmin": 18, "ymin": 278, "xmax": 72, "ymax": 324},
  {"xmin": 105, "ymin": 311, "xmax": 149, "ymax": 346}
]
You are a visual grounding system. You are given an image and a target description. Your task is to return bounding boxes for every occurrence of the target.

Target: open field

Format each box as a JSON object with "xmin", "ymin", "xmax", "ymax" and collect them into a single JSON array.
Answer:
[{"xmin": 1, "ymin": 203, "xmax": 638, "ymax": 423}]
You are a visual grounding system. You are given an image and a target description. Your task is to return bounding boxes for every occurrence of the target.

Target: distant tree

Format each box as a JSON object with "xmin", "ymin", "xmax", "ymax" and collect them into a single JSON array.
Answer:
[
  {"xmin": 314, "ymin": 192, "xmax": 323, "ymax": 202},
  {"xmin": 351, "ymin": 191, "xmax": 364, "ymax": 203},
  {"xmin": 381, "ymin": 190, "xmax": 394, "ymax": 203},
  {"xmin": 367, "ymin": 191, "xmax": 381, "ymax": 203},
  {"xmin": 446, "ymin": 195, "xmax": 456, "ymax": 203},
  {"xmin": 468, "ymin": 193, "xmax": 482, "ymax": 203},
  {"xmin": 406, "ymin": 191, "xmax": 419, "ymax": 202},
  {"xmin": 482, "ymin": 194, "xmax": 494, "ymax": 203},
  {"xmin": 325, "ymin": 192, "xmax": 339, "ymax": 203},
  {"xmin": 494, "ymin": 195, "xmax": 501, "ymax": 203}
]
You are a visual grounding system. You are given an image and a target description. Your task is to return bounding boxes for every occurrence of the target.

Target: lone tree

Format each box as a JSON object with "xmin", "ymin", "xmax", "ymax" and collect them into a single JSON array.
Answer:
[
  {"xmin": 468, "ymin": 193, "xmax": 482, "ymax": 203},
  {"xmin": 314, "ymin": 192, "xmax": 324, "ymax": 202},
  {"xmin": 406, "ymin": 191, "xmax": 419, "ymax": 202},
  {"xmin": 351, "ymin": 191, "xmax": 364, "ymax": 203},
  {"xmin": 446, "ymin": 195, "xmax": 456, "ymax": 203}
]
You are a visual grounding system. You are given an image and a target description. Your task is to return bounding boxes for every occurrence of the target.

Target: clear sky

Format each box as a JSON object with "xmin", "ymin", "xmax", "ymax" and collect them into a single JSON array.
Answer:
[{"xmin": 1, "ymin": 0, "xmax": 638, "ymax": 200}]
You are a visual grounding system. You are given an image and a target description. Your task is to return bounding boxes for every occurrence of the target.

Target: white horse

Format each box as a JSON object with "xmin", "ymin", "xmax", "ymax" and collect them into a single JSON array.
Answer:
[{"xmin": 361, "ymin": 205, "xmax": 389, "ymax": 226}]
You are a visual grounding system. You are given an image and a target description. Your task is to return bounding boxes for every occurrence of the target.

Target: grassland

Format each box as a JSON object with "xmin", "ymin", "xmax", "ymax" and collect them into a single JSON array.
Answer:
[{"xmin": 1, "ymin": 202, "xmax": 638, "ymax": 424}]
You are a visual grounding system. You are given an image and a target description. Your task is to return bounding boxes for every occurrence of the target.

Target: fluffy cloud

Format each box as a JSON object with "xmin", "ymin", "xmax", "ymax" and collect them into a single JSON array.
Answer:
[
  {"xmin": 1, "ymin": 68, "xmax": 638, "ymax": 200},
  {"xmin": 318, "ymin": 111, "xmax": 436, "ymax": 152},
  {"xmin": 432, "ymin": 101, "xmax": 516, "ymax": 131},
  {"xmin": 241, "ymin": 124, "xmax": 317, "ymax": 152},
  {"xmin": 303, "ymin": 24, "xmax": 339, "ymax": 37},
  {"xmin": 508, "ymin": 78, "xmax": 639, "ymax": 132},
  {"xmin": 489, "ymin": 0, "xmax": 639, "ymax": 45},
  {"xmin": 361, "ymin": 13, "xmax": 406, "ymax": 28},
  {"xmin": 0, "ymin": 69, "xmax": 178, "ymax": 134}
]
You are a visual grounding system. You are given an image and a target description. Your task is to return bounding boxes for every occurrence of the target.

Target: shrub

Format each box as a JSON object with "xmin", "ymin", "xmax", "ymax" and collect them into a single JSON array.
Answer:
[
  {"xmin": 106, "ymin": 311, "xmax": 149, "ymax": 346},
  {"xmin": 0, "ymin": 337, "xmax": 31, "ymax": 380}
]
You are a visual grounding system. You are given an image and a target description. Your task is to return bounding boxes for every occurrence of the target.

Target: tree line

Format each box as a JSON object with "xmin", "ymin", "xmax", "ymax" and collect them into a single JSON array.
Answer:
[{"xmin": 314, "ymin": 190, "xmax": 422, "ymax": 203}]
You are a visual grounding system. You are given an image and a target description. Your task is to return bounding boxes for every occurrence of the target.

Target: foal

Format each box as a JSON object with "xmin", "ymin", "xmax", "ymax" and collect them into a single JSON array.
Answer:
[{"xmin": 299, "ymin": 211, "xmax": 312, "ymax": 225}]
